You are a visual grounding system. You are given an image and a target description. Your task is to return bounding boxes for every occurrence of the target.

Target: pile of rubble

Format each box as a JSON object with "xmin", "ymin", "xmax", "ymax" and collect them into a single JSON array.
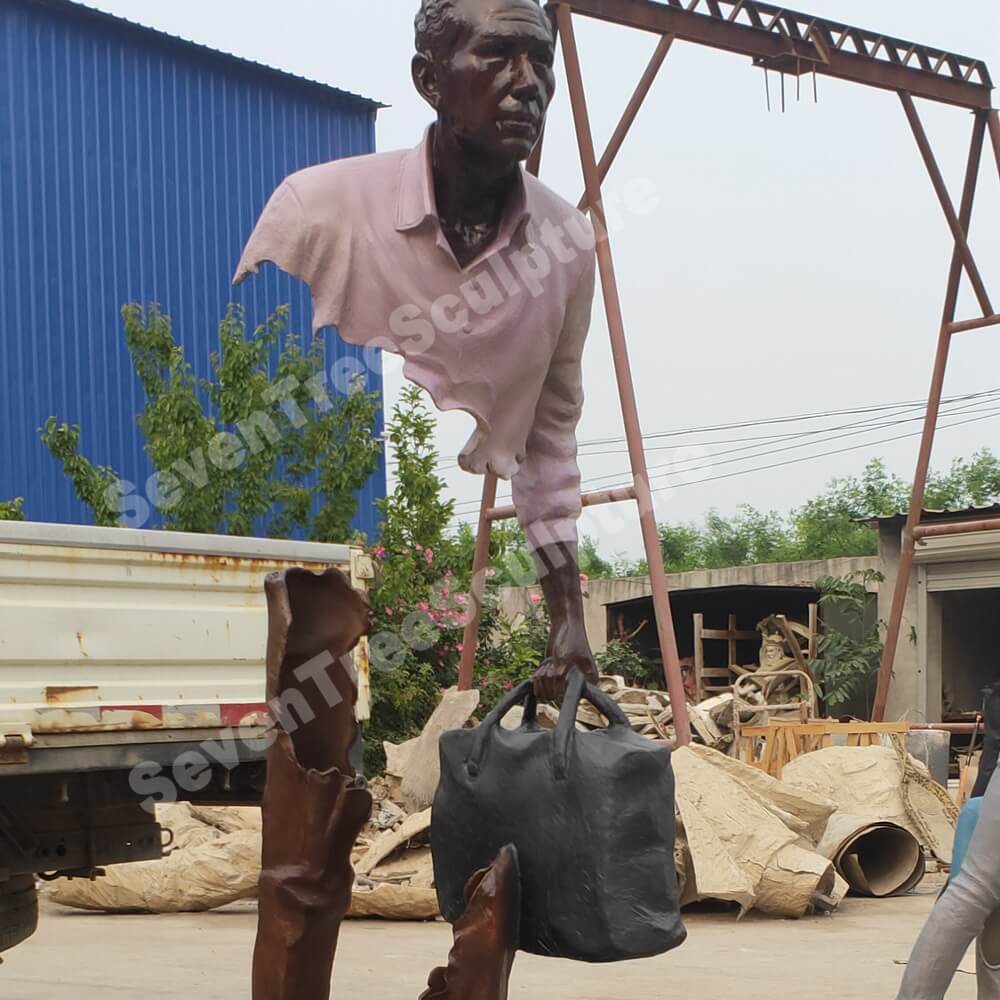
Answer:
[
  {"xmin": 47, "ymin": 687, "xmax": 957, "ymax": 923},
  {"xmin": 576, "ymin": 674, "xmax": 759, "ymax": 752}
]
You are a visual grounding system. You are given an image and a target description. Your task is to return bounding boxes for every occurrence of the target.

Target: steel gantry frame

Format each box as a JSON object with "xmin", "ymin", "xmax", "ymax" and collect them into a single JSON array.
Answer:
[{"xmin": 456, "ymin": 0, "xmax": 999, "ymax": 741}]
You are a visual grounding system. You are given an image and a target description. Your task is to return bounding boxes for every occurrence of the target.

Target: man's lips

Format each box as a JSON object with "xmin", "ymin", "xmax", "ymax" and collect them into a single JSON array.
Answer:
[{"xmin": 496, "ymin": 116, "xmax": 539, "ymax": 134}]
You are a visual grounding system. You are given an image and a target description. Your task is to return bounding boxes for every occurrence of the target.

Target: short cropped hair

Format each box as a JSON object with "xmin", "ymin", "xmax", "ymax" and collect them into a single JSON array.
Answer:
[
  {"xmin": 414, "ymin": 0, "xmax": 466, "ymax": 59},
  {"xmin": 414, "ymin": 0, "xmax": 548, "ymax": 59}
]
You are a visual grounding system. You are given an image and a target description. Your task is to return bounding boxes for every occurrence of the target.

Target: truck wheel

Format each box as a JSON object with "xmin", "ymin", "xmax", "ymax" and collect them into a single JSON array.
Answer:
[{"xmin": 0, "ymin": 876, "xmax": 39, "ymax": 953}]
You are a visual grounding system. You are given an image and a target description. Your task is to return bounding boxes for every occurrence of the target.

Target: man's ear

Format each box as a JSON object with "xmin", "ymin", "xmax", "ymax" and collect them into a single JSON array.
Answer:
[{"xmin": 412, "ymin": 52, "xmax": 441, "ymax": 110}]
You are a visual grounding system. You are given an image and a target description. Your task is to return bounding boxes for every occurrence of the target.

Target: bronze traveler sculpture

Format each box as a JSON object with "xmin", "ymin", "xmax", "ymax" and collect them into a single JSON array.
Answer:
[
  {"xmin": 235, "ymin": 0, "xmax": 598, "ymax": 703},
  {"xmin": 238, "ymin": 1, "xmax": 610, "ymax": 997}
]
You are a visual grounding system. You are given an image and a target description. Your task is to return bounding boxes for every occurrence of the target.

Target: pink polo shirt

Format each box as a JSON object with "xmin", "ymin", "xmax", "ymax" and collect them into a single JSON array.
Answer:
[{"xmin": 234, "ymin": 129, "xmax": 596, "ymax": 551}]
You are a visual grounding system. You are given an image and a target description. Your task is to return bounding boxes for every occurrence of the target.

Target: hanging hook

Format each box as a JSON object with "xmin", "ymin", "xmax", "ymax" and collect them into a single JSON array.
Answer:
[
  {"xmin": 813, "ymin": 67, "xmax": 819, "ymax": 104},
  {"xmin": 764, "ymin": 66, "xmax": 771, "ymax": 112},
  {"xmin": 780, "ymin": 71, "xmax": 786, "ymax": 113},
  {"xmin": 796, "ymin": 57, "xmax": 801, "ymax": 102}
]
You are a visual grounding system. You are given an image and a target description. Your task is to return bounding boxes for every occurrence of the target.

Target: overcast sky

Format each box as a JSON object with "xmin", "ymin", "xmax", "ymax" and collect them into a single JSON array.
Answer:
[{"xmin": 81, "ymin": 0, "xmax": 1000, "ymax": 560}]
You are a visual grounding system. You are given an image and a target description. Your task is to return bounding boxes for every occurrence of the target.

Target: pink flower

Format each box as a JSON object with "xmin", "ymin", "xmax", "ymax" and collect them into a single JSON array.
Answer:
[
  {"xmin": 529, "ymin": 593, "xmax": 542, "ymax": 604},
  {"xmin": 415, "ymin": 543, "xmax": 423, "ymax": 551},
  {"xmin": 456, "ymin": 593, "xmax": 468, "ymax": 606},
  {"xmin": 485, "ymin": 567, "xmax": 497, "ymax": 578},
  {"xmin": 457, "ymin": 643, "xmax": 464, "ymax": 653},
  {"xmin": 417, "ymin": 601, "xmax": 430, "ymax": 612},
  {"xmin": 502, "ymin": 680, "xmax": 513, "ymax": 691},
  {"xmin": 579, "ymin": 573, "xmax": 589, "ymax": 582},
  {"xmin": 425, "ymin": 548, "xmax": 434, "ymax": 564},
  {"xmin": 373, "ymin": 545, "xmax": 386, "ymax": 559},
  {"xmin": 384, "ymin": 607, "xmax": 393, "ymax": 615}
]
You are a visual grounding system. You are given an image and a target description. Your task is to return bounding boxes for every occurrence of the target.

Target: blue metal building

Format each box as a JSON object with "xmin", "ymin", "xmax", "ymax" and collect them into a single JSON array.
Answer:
[{"xmin": 0, "ymin": 0, "xmax": 386, "ymax": 539}]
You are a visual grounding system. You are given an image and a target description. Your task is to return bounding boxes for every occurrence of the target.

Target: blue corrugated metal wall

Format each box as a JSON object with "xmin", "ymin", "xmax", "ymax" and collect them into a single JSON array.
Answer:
[{"xmin": 0, "ymin": 0, "xmax": 386, "ymax": 540}]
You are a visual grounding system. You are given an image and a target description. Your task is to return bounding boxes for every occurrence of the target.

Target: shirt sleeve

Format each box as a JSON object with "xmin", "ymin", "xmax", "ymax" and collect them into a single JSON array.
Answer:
[
  {"xmin": 232, "ymin": 175, "xmax": 349, "ymax": 334},
  {"xmin": 511, "ymin": 249, "xmax": 596, "ymax": 552}
]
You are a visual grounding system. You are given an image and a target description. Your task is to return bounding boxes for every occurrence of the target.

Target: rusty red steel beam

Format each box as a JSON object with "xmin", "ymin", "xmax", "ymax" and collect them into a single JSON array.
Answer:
[
  {"xmin": 873, "ymin": 111, "xmax": 989, "ymax": 723},
  {"xmin": 912, "ymin": 518, "xmax": 1000, "ymax": 540},
  {"xmin": 553, "ymin": 0, "xmax": 993, "ymax": 109},
  {"xmin": 910, "ymin": 723, "xmax": 982, "ymax": 735},
  {"xmin": 487, "ymin": 486, "xmax": 638, "ymax": 523},
  {"xmin": 949, "ymin": 313, "xmax": 1000, "ymax": 336},
  {"xmin": 556, "ymin": 3, "xmax": 692, "ymax": 746},
  {"xmin": 989, "ymin": 110, "xmax": 1000, "ymax": 183},
  {"xmin": 577, "ymin": 33, "xmax": 674, "ymax": 212},
  {"xmin": 458, "ymin": 473, "xmax": 498, "ymax": 691},
  {"xmin": 899, "ymin": 94, "xmax": 993, "ymax": 318}
]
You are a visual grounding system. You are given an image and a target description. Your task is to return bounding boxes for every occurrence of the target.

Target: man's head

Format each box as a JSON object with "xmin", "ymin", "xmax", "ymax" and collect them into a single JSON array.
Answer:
[{"xmin": 412, "ymin": 0, "xmax": 556, "ymax": 165}]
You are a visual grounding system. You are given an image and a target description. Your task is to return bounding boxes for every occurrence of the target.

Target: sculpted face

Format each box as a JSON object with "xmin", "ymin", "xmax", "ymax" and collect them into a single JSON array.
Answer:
[{"xmin": 414, "ymin": 0, "xmax": 556, "ymax": 164}]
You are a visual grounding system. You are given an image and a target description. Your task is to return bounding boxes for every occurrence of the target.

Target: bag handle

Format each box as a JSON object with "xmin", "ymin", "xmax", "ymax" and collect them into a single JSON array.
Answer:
[
  {"xmin": 467, "ymin": 680, "xmax": 538, "ymax": 776},
  {"xmin": 466, "ymin": 672, "xmax": 630, "ymax": 779},
  {"xmin": 552, "ymin": 670, "xmax": 630, "ymax": 780}
]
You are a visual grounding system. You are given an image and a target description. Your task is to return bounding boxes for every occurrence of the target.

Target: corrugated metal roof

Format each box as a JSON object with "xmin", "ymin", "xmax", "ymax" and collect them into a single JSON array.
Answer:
[
  {"xmin": 0, "ymin": 0, "xmax": 386, "ymax": 540},
  {"xmin": 24, "ymin": 0, "xmax": 385, "ymax": 109},
  {"xmin": 871, "ymin": 503, "xmax": 1000, "ymax": 523}
]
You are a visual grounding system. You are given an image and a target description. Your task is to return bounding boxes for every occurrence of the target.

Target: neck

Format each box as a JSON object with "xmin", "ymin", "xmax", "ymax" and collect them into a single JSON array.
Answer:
[{"xmin": 431, "ymin": 122, "xmax": 520, "ymax": 226}]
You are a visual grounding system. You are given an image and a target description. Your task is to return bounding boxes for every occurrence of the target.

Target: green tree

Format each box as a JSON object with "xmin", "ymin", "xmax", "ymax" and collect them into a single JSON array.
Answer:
[
  {"xmin": 700, "ymin": 506, "xmax": 787, "ymax": 568},
  {"xmin": 924, "ymin": 449, "xmax": 1000, "ymax": 510},
  {"xmin": 655, "ymin": 454, "xmax": 1000, "ymax": 572},
  {"xmin": 578, "ymin": 535, "xmax": 615, "ymax": 579},
  {"xmin": 0, "ymin": 498, "xmax": 26, "ymax": 522},
  {"xmin": 42, "ymin": 304, "xmax": 382, "ymax": 541},
  {"xmin": 40, "ymin": 421, "xmax": 121, "ymax": 527},
  {"xmin": 811, "ymin": 570, "xmax": 885, "ymax": 715},
  {"xmin": 364, "ymin": 386, "xmax": 462, "ymax": 771},
  {"xmin": 657, "ymin": 522, "xmax": 704, "ymax": 573},
  {"xmin": 784, "ymin": 458, "xmax": 910, "ymax": 560},
  {"xmin": 373, "ymin": 385, "xmax": 456, "ymax": 611}
]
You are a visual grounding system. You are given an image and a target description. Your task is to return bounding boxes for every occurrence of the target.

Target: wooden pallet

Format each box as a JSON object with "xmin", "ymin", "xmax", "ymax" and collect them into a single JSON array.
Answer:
[{"xmin": 738, "ymin": 720, "xmax": 912, "ymax": 779}]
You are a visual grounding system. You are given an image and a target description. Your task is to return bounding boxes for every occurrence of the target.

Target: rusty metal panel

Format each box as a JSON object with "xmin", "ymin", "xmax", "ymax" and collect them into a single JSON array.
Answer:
[
  {"xmin": 0, "ymin": 0, "xmax": 386, "ymax": 538},
  {"xmin": 0, "ymin": 522, "xmax": 361, "ymax": 736}
]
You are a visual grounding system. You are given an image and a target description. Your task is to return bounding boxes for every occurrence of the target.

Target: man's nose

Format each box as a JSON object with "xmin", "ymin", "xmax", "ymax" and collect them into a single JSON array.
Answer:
[{"xmin": 509, "ymin": 55, "xmax": 541, "ymax": 100}]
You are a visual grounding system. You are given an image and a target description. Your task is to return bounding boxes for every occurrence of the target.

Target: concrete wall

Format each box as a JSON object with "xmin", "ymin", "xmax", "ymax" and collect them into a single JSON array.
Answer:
[
  {"xmin": 878, "ymin": 520, "xmax": 1000, "ymax": 722},
  {"xmin": 500, "ymin": 556, "xmax": 879, "ymax": 655},
  {"xmin": 877, "ymin": 524, "xmax": 920, "ymax": 722}
]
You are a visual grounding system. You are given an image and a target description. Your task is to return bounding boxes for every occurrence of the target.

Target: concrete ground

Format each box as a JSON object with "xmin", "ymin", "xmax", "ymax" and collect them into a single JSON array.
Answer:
[{"xmin": 2, "ymin": 879, "xmax": 979, "ymax": 999}]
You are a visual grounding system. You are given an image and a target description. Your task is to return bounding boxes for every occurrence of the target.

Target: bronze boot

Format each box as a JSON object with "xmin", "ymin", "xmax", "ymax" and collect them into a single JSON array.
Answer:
[
  {"xmin": 251, "ymin": 568, "xmax": 373, "ymax": 1000},
  {"xmin": 420, "ymin": 844, "xmax": 521, "ymax": 1000}
]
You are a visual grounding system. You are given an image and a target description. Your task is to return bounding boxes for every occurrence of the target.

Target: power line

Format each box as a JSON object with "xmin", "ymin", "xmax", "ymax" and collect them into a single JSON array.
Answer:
[
  {"xmin": 397, "ymin": 386, "xmax": 1000, "ymax": 475},
  {"xmin": 576, "ymin": 391, "xmax": 1000, "ymax": 457},
  {"xmin": 445, "ymin": 407, "xmax": 1000, "ymax": 526},
  {"xmin": 447, "ymin": 395, "xmax": 1000, "ymax": 515},
  {"xmin": 573, "ymin": 395, "xmax": 1000, "ymax": 492},
  {"xmin": 646, "ymin": 407, "xmax": 1000, "ymax": 496}
]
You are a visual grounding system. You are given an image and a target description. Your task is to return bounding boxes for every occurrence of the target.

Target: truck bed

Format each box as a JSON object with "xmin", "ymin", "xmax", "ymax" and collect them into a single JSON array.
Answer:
[{"xmin": 0, "ymin": 521, "xmax": 371, "ymax": 752}]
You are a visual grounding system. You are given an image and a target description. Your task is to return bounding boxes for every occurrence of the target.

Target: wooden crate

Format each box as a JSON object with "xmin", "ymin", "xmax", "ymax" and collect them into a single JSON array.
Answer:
[{"xmin": 737, "ymin": 720, "xmax": 912, "ymax": 778}]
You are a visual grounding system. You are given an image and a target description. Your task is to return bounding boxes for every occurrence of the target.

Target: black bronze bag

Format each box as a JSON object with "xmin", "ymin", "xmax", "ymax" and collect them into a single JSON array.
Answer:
[{"xmin": 431, "ymin": 670, "xmax": 686, "ymax": 963}]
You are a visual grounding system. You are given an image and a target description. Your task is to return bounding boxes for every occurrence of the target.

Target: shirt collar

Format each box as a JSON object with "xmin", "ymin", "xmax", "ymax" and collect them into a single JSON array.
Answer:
[{"xmin": 395, "ymin": 126, "xmax": 532, "ymax": 243}]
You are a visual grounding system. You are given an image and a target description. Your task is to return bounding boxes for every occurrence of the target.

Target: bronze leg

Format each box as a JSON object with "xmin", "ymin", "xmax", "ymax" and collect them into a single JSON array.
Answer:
[
  {"xmin": 419, "ymin": 845, "xmax": 521, "ymax": 1000},
  {"xmin": 252, "ymin": 568, "xmax": 373, "ymax": 1000}
]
